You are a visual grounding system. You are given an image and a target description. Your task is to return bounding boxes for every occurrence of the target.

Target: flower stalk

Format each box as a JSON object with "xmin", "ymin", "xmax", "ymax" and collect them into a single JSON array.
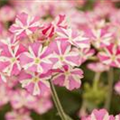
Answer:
[
  {"xmin": 105, "ymin": 68, "xmax": 114, "ymax": 111},
  {"xmin": 49, "ymin": 79, "xmax": 73, "ymax": 120}
]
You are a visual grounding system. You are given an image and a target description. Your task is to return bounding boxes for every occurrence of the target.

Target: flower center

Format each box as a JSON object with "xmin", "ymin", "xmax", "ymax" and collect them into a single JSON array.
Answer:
[
  {"xmin": 65, "ymin": 71, "xmax": 70, "ymax": 76},
  {"xmin": 34, "ymin": 57, "xmax": 41, "ymax": 64},
  {"xmin": 59, "ymin": 56, "xmax": 64, "ymax": 61},
  {"xmin": 11, "ymin": 57, "xmax": 17, "ymax": 63},
  {"xmin": 111, "ymin": 55, "xmax": 116, "ymax": 61},
  {"xmin": 32, "ymin": 77, "xmax": 39, "ymax": 83}
]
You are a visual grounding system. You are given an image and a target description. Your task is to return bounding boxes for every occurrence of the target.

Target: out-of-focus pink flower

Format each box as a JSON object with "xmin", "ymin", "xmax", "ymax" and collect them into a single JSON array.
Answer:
[
  {"xmin": 87, "ymin": 62, "xmax": 110, "ymax": 73},
  {"xmin": 52, "ymin": 65, "xmax": 83, "ymax": 90},
  {"xmin": 18, "ymin": 70, "xmax": 50, "ymax": 95},
  {"xmin": 33, "ymin": 94, "xmax": 52, "ymax": 114},
  {"xmin": 86, "ymin": 27, "xmax": 113, "ymax": 49},
  {"xmin": 114, "ymin": 81, "xmax": 120, "ymax": 95},
  {"xmin": 0, "ymin": 5, "xmax": 16, "ymax": 22},
  {"xmin": 98, "ymin": 44, "xmax": 120, "ymax": 68},
  {"xmin": 82, "ymin": 109, "xmax": 114, "ymax": 120},
  {"xmin": 73, "ymin": 48, "xmax": 95, "ymax": 64},
  {"xmin": 5, "ymin": 109, "xmax": 32, "ymax": 120},
  {"xmin": 0, "ymin": 84, "xmax": 9, "ymax": 106},
  {"xmin": 115, "ymin": 114, "xmax": 120, "ymax": 120},
  {"xmin": 0, "ymin": 44, "xmax": 27, "ymax": 76},
  {"xmin": 20, "ymin": 42, "xmax": 53, "ymax": 73},
  {"xmin": 9, "ymin": 89, "xmax": 36, "ymax": 109},
  {"xmin": 9, "ymin": 12, "xmax": 40, "ymax": 39},
  {"xmin": 50, "ymin": 40, "xmax": 80, "ymax": 69},
  {"xmin": 56, "ymin": 28, "xmax": 90, "ymax": 49}
]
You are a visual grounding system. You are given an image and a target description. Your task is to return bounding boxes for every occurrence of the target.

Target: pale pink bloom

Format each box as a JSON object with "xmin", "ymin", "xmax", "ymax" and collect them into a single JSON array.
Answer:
[
  {"xmin": 56, "ymin": 27, "xmax": 90, "ymax": 49},
  {"xmin": 50, "ymin": 40, "xmax": 80, "ymax": 69},
  {"xmin": 83, "ymin": 109, "xmax": 114, "ymax": 120},
  {"xmin": 0, "ymin": 36, "xmax": 19, "ymax": 49},
  {"xmin": 5, "ymin": 109, "xmax": 32, "ymax": 120},
  {"xmin": 114, "ymin": 81, "xmax": 120, "ymax": 95},
  {"xmin": 9, "ymin": 89, "xmax": 36, "ymax": 109},
  {"xmin": 115, "ymin": 114, "xmax": 120, "ymax": 120},
  {"xmin": 87, "ymin": 62, "xmax": 110, "ymax": 73},
  {"xmin": 0, "ymin": 84, "xmax": 9, "ymax": 106},
  {"xmin": 52, "ymin": 65, "xmax": 83, "ymax": 90},
  {"xmin": 86, "ymin": 27, "xmax": 113, "ymax": 49},
  {"xmin": 9, "ymin": 12, "xmax": 40, "ymax": 39},
  {"xmin": 0, "ymin": 5, "xmax": 16, "ymax": 22},
  {"xmin": 0, "ymin": 44, "xmax": 27, "ymax": 76},
  {"xmin": 18, "ymin": 70, "xmax": 50, "ymax": 95},
  {"xmin": 33, "ymin": 94, "xmax": 52, "ymax": 114},
  {"xmin": 73, "ymin": 48, "xmax": 95, "ymax": 63},
  {"xmin": 98, "ymin": 44, "xmax": 120, "ymax": 68},
  {"xmin": 20, "ymin": 42, "xmax": 53, "ymax": 73},
  {"xmin": 93, "ymin": 1, "xmax": 115, "ymax": 18}
]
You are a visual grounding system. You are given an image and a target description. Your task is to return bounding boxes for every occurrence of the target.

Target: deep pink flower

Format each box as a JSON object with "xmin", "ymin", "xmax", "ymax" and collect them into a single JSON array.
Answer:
[
  {"xmin": 18, "ymin": 70, "xmax": 50, "ymax": 95},
  {"xmin": 50, "ymin": 40, "xmax": 80, "ymax": 69},
  {"xmin": 98, "ymin": 44, "xmax": 120, "ymax": 68},
  {"xmin": 20, "ymin": 42, "xmax": 53, "ymax": 73},
  {"xmin": 42, "ymin": 23, "xmax": 54, "ymax": 38},
  {"xmin": 9, "ymin": 12, "xmax": 40, "ymax": 39},
  {"xmin": 52, "ymin": 65, "xmax": 83, "ymax": 90},
  {"xmin": 0, "ymin": 44, "xmax": 27, "ymax": 76}
]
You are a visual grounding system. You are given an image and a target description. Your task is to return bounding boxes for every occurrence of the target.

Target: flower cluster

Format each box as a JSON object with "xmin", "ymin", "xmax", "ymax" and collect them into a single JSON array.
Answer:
[{"xmin": 1, "ymin": 0, "xmax": 120, "ymax": 120}]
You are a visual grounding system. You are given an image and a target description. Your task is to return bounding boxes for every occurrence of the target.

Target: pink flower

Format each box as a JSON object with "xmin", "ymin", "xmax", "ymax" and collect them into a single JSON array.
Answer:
[
  {"xmin": 0, "ymin": 44, "xmax": 27, "ymax": 76},
  {"xmin": 83, "ymin": 109, "xmax": 114, "ymax": 120},
  {"xmin": 53, "ymin": 14, "xmax": 67, "ymax": 29},
  {"xmin": 0, "ymin": 5, "xmax": 15, "ymax": 22},
  {"xmin": 52, "ymin": 65, "xmax": 83, "ymax": 90},
  {"xmin": 87, "ymin": 62, "xmax": 110, "ymax": 73},
  {"xmin": 73, "ymin": 47, "xmax": 95, "ymax": 63},
  {"xmin": 56, "ymin": 27, "xmax": 90, "ymax": 49},
  {"xmin": 18, "ymin": 70, "xmax": 50, "ymax": 95},
  {"xmin": 9, "ymin": 12, "xmax": 40, "ymax": 39},
  {"xmin": 20, "ymin": 42, "xmax": 53, "ymax": 73},
  {"xmin": 114, "ymin": 81, "xmax": 120, "ymax": 95},
  {"xmin": 98, "ymin": 44, "xmax": 120, "ymax": 68},
  {"xmin": 50, "ymin": 40, "xmax": 80, "ymax": 69},
  {"xmin": 86, "ymin": 27, "xmax": 113, "ymax": 49},
  {"xmin": 42, "ymin": 23, "xmax": 54, "ymax": 38},
  {"xmin": 5, "ymin": 109, "xmax": 32, "ymax": 120}
]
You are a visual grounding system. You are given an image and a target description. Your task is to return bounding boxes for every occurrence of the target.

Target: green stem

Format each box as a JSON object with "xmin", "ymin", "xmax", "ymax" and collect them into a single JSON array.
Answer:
[
  {"xmin": 104, "ymin": 68, "xmax": 114, "ymax": 111},
  {"xmin": 49, "ymin": 79, "xmax": 73, "ymax": 120},
  {"xmin": 93, "ymin": 72, "xmax": 101, "ymax": 90}
]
